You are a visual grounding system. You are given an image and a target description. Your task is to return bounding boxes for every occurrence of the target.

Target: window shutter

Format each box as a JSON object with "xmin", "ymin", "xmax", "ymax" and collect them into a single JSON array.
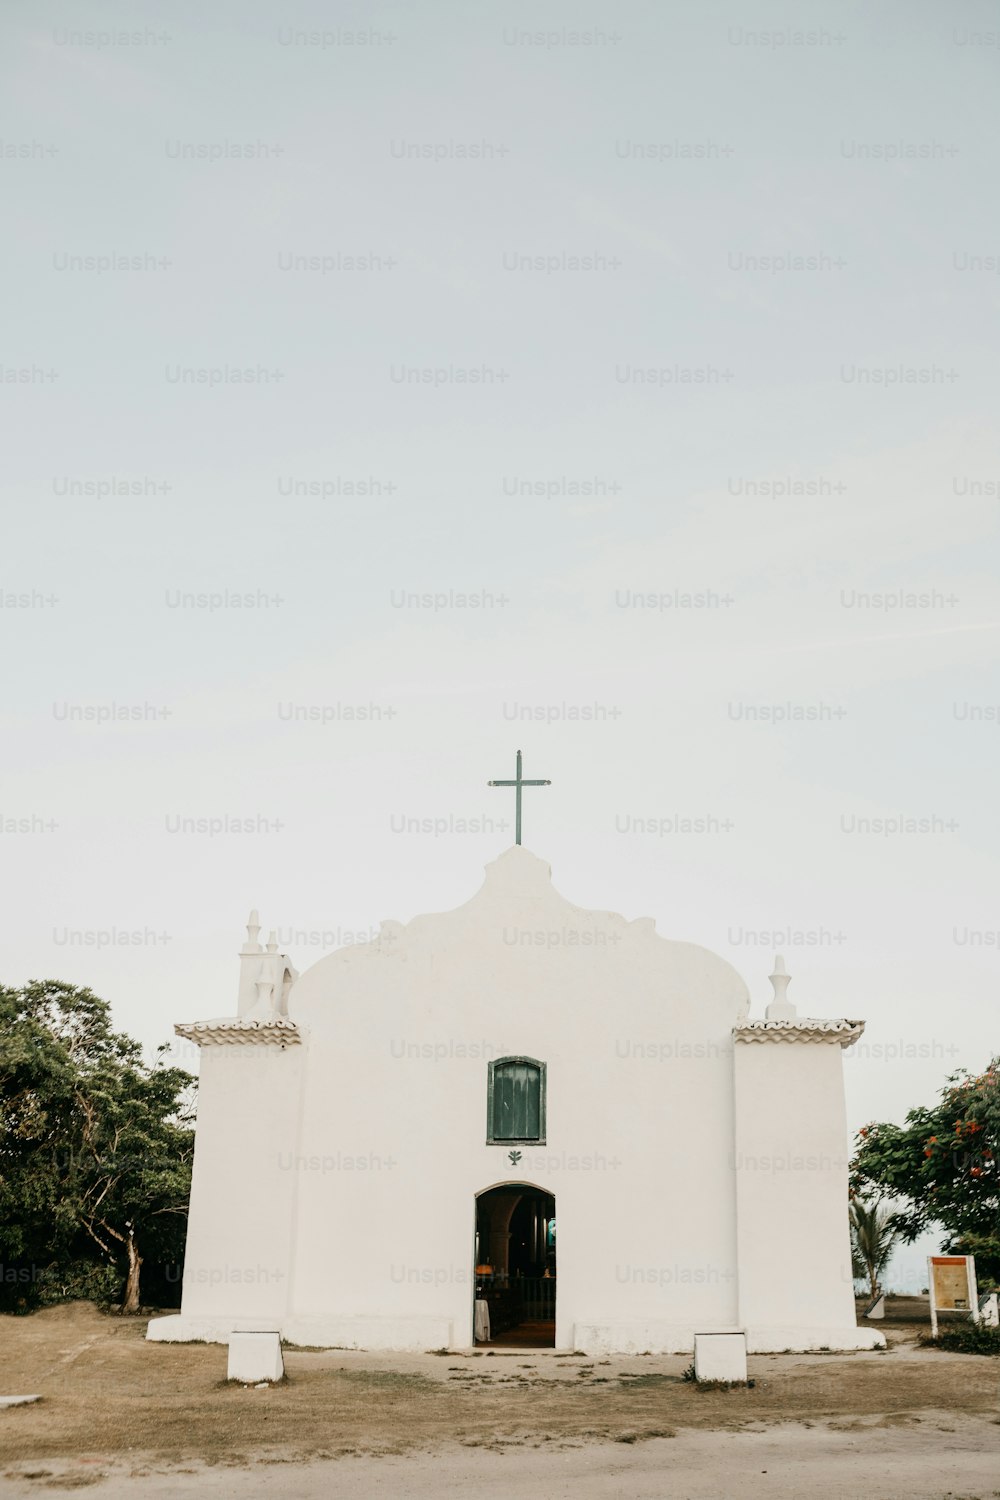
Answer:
[{"xmin": 490, "ymin": 1060, "xmax": 544, "ymax": 1141}]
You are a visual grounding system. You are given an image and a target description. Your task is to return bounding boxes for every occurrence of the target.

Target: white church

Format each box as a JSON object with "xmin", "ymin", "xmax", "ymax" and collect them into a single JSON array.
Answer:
[{"xmin": 148, "ymin": 822, "xmax": 882, "ymax": 1355}]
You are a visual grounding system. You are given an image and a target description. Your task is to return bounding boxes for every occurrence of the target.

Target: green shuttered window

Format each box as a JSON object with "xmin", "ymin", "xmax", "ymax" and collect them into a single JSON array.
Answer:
[{"xmin": 487, "ymin": 1057, "xmax": 546, "ymax": 1144}]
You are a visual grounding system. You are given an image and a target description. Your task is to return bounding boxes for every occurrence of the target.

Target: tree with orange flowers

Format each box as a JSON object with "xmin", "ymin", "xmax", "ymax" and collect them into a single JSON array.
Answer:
[{"xmin": 851, "ymin": 1058, "xmax": 1000, "ymax": 1286}]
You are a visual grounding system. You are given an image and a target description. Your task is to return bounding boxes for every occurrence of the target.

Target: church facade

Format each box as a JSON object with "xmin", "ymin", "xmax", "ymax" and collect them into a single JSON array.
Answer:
[{"xmin": 148, "ymin": 847, "xmax": 882, "ymax": 1354}]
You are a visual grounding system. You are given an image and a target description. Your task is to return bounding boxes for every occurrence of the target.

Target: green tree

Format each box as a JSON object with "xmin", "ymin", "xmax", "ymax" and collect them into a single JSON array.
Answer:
[
  {"xmin": 851, "ymin": 1058, "xmax": 1000, "ymax": 1285},
  {"xmin": 849, "ymin": 1195, "xmax": 899, "ymax": 1299},
  {"xmin": 0, "ymin": 980, "xmax": 194, "ymax": 1312}
]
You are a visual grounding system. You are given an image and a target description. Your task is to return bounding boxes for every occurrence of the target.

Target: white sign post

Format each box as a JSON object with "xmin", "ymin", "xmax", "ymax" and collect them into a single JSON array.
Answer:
[{"xmin": 928, "ymin": 1255, "xmax": 978, "ymax": 1338}]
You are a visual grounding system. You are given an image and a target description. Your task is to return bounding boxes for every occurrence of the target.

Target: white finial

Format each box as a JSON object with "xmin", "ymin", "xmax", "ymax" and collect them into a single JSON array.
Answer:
[
  {"xmin": 243, "ymin": 908, "xmax": 262, "ymax": 954},
  {"xmin": 266, "ymin": 929, "xmax": 278, "ymax": 954},
  {"xmin": 766, "ymin": 954, "xmax": 797, "ymax": 1019}
]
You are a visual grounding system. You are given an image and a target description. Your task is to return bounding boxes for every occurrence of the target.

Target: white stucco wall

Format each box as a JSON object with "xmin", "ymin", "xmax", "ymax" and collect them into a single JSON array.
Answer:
[
  {"xmin": 172, "ymin": 1044, "xmax": 304, "ymax": 1326},
  {"xmin": 279, "ymin": 847, "xmax": 747, "ymax": 1352},
  {"xmin": 148, "ymin": 847, "xmax": 877, "ymax": 1353},
  {"xmin": 733, "ymin": 1039, "xmax": 874, "ymax": 1350}
]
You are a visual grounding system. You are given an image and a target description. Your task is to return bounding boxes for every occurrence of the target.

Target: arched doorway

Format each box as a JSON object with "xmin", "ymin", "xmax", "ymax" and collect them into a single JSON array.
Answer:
[{"xmin": 474, "ymin": 1183, "xmax": 555, "ymax": 1347}]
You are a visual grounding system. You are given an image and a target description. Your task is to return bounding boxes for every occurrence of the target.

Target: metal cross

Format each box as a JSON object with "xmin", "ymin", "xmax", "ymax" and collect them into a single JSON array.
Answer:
[{"xmin": 488, "ymin": 749, "xmax": 551, "ymax": 846}]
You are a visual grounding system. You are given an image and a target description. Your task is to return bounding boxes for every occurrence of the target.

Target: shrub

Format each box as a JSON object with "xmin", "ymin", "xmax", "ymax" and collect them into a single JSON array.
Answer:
[
  {"xmin": 920, "ymin": 1320, "xmax": 1000, "ymax": 1356},
  {"xmin": 38, "ymin": 1260, "xmax": 123, "ymax": 1308}
]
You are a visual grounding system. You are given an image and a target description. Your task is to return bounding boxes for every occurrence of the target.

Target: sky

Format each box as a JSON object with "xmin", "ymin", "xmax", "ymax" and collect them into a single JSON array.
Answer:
[{"xmin": 4, "ymin": 0, "xmax": 999, "ymax": 1292}]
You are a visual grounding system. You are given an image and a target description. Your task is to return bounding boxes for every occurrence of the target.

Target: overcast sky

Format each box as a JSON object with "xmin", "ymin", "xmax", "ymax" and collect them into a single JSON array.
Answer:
[{"xmin": 5, "ymin": 0, "xmax": 999, "ymax": 1288}]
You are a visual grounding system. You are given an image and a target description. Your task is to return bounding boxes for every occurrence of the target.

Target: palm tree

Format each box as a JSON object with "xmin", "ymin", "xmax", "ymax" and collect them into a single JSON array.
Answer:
[{"xmin": 850, "ymin": 1195, "xmax": 899, "ymax": 1301}]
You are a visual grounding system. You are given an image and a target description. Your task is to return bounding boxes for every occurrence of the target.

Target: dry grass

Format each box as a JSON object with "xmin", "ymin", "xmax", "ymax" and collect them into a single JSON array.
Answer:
[{"xmin": 0, "ymin": 1300, "xmax": 996, "ymax": 1472}]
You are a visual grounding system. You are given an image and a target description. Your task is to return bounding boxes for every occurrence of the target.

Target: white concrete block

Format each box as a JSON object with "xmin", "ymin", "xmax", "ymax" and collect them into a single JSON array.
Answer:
[
  {"xmin": 694, "ymin": 1331, "xmax": 747, "ymax": 1383},
  {"xmin": 980, "ymin": 1292, "xmax": 999, "ymax": 1328},
  {"xmin": 864, "ymin": 1293, "xmax": 886, "ymax": 1320},
  {"xmin": 227, "ymin": 1331, "xmax": 283, "ymax": 1383}
]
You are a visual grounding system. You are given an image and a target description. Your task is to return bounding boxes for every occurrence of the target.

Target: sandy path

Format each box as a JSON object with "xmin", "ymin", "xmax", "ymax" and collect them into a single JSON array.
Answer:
[{"xmin": 1, "ymin": 1413, "xmax": 997, "ymax": 1499}]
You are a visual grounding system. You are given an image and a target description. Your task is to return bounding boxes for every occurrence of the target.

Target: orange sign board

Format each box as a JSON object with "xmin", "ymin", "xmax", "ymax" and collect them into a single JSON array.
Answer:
[
  {"xmin": 928, "ymin": 1254, "xmax": 978, "ymax": 1335},
  {"xmin": 930, "ymin": 1257, "xmax": 971, "ymax": 1311}
]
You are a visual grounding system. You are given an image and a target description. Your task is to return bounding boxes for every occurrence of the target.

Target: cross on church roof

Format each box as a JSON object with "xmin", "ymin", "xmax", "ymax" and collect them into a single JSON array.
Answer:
[{"xmin": 487, "ymin": 749, "xmax": 551, "ymax": 846}]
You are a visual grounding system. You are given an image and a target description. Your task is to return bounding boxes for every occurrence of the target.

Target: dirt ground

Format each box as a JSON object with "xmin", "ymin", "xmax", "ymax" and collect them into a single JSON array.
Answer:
[{"xmin": 0, "ymin": 1301, "xmax": 997, "ymax": 1496}]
